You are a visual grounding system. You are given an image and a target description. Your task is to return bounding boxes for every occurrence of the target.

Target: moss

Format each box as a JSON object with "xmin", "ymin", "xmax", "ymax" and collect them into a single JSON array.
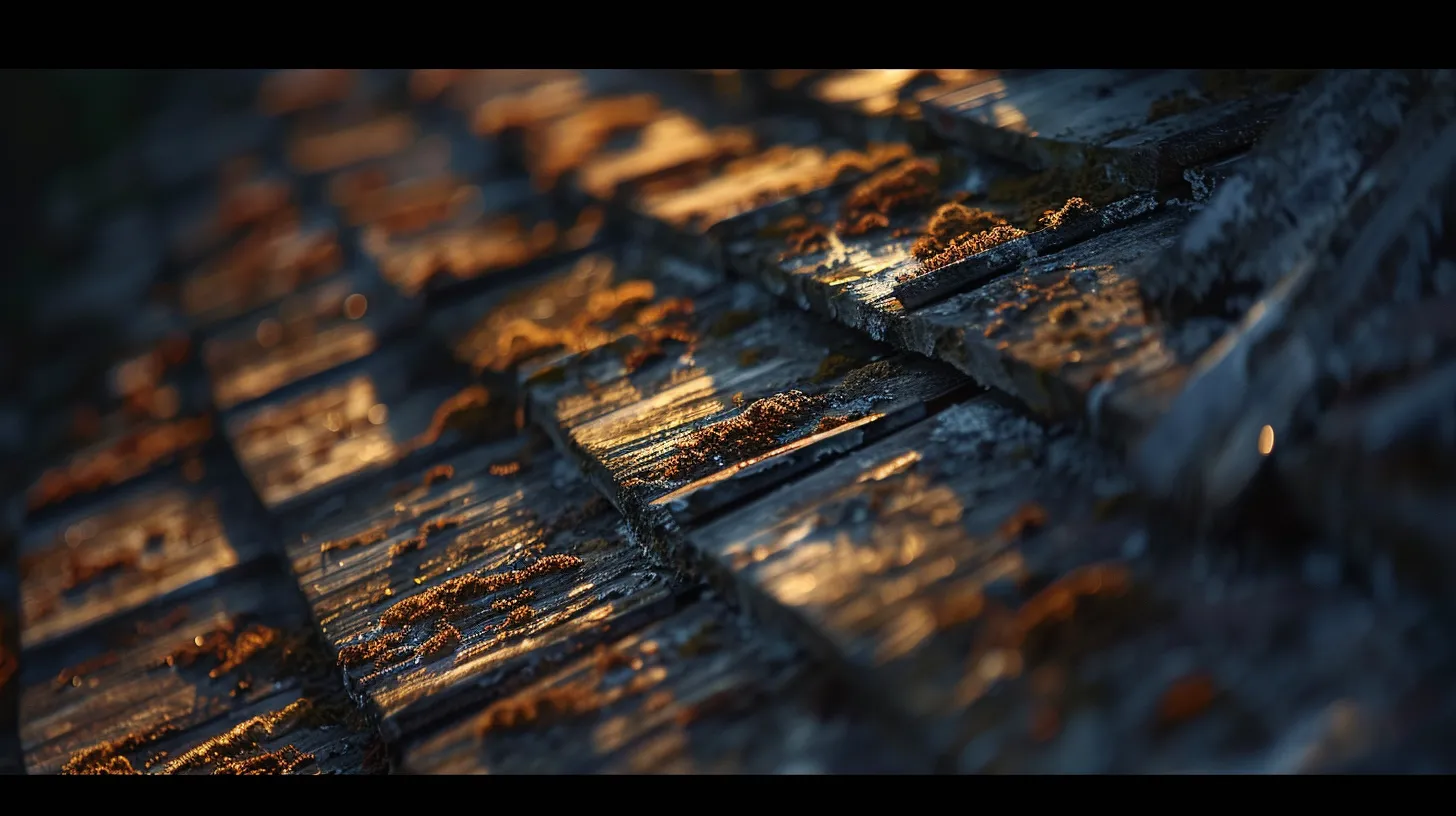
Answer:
[
  {"xmin": 812, "ymin": 353, "xmax": 865, "ymax": 383},
  {"xmin": 645, "ymin": 390, "xmax": 826, "ymax": 484},
  {"xmin": 834, "ymin": 158, "xmax": 941, "ymax": 237},
  {"xmin": 987, "ymin": 165, "xmax": 1133, "ymax": 231}
]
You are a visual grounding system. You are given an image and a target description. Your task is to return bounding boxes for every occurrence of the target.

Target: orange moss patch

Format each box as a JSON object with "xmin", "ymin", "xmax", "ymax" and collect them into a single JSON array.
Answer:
[
  {"xmin": 917, "ymin": 225, "xmax": 1028, "ymax": 273},
  {"xmin": 378, "ymin": 555, "xmax": 584, "ymax": 628},
  {"xmin": 210, "ymin": 745, "xmax": 315, "ymax": 775},
  {"xmin": 338, "ymin": 630, "xmax": 407, "ymax": 669},
  {"xmin": 27, "ymin": 417, "xmax": 214, "ymax": 512},
  {"xmin": 157, "ymin": 621, "xmax": 280, "ymax": 680},
  {"xmin": 908, "ymin": 201, "xmax": 1020, "ymax": 274},
  {"xmin": 319, "ymin": 528, "xmax": 387, "ymax": 556},
  {"xmin": 407, "ymin": 386, "xmax": 494, "ymax": 450},
  {"xmin": 835, "ymin": 158, "xmax": 941, "ymax": 237},
  {"xmin": 159, "ymin": 699, "xmax": 313, "ymax": 774},
  {"xmin": 644, "ymin": 391, "xmax": 826, "ymax": 484},
  {"xmin": 60, "ymin": 723, "xmax": 182, "ymax": 774},
  {"xmin": 458, "ymin": 255, "xmax": 693, "ymax": 375},
  {"xmin": 524, "ymin": 94, "xmax": 664, "ymax": 191},
  {"xmin": 415, "ymin": 622, "xmax": 463, "ymax": 661},
  {"xmin": 488, "ymin": 461, "xmax": 522, "ymax": 477},
  {"xmin": 1037, "ymin": 197, "xmax": 1096, "ymax": 229}
]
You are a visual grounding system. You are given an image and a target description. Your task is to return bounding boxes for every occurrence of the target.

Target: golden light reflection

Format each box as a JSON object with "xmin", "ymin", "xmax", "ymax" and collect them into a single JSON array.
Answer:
[
  {"xmin": 368, "ymin": 404, "xmax": 389, "ymax": 425},
  {"xmin": 1258, "ymin": 424, "xmax": 1275, "ymax": 456}
]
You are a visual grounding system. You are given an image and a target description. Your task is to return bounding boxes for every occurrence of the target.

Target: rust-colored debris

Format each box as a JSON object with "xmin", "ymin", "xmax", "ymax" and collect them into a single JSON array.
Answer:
[
  {"xmin": 378, "ymin": 554, "xmax": 584, "ymax": 629},
  {"xmin": 27, "ymin": 416, "xmax": 214, "ymax": 511},
  {"xmin": 423, "ymin": 464, "xmax": 455, "ymax": 487},
  {"xmin": 835, "ymin": 158, "xmax": 941, "ymax": 237}
]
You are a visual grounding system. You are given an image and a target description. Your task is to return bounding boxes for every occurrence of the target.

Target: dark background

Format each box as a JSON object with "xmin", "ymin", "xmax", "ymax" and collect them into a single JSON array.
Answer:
[{"xmin": 2, "ymin": 70, "xmax": 173, "ymax": 367}]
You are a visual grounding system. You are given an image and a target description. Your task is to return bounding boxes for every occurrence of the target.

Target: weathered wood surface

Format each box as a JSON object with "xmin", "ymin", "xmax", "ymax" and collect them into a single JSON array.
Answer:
[
  {"xmin": 1136, "ymin": 69, "xmax": 1439, "ymax": 336},
  {"xmin": 16, "ymin": 463, "xmax": 272, "ymax": 651},
  {"xmin": 223, "ymin": 342, "xmax": 503, "ymax": 513},
  {"xmin": 283, "ymin": 438, "xmax": 684, "ymax": 742},
  {"xmin": 1133, "ymin": 85, "xmax": 1456, "ymax": 523},
  {"xmin": 402, "ymin": 598, "xmax": 927, "ymax": 773},
  {"xmin": 19, "ymin": 562, "xmax": 380, "ymax": 775},
  {"xmin": 727, "ymin": 180, "xmax": 1204, "ymax": 449},
  {"xmin": 525, "ymin": 276, "xmax": 971, "ymax": 556},
  {"xmin": 360, "ymin": 176, "xmax": 607, "ymax": 303},
  {"xmin": 176, "ymin": 208, "xmax": 346, "ymax": 331},
  {"xmin": 426, "ymin": 245, "xmax": 721, "ymax": 389},
  {"xmin": 686, "ymin": 398, "xmax": 1456, "ymax": 771},
  {"xmin": 24, "ymin": 333, "xmax": 214, "ymax": 519},
  {"xmin": 625, "ymin": 141, "xmax": 918, "ymax": 258},
  {"xmin": 921, "ymin": 70, "xmax": 1308, "ymax": 188},
  {"xmin": 201, "ymin": 273, "xmax": 417, "ymax": 411}
]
